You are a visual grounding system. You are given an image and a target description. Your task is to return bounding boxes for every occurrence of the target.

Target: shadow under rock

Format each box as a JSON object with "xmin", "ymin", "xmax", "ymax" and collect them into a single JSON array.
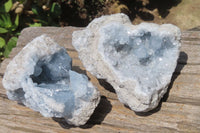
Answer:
[
  {"xmin": 134, "ymin": 101, "xmax": 162, "ymax": 116},
  {"xmin": 98, "ymin": 79, "xmax": 116, "ymax": 93},
  {"xmin": 162, "ymin": 51, "xmax": 188, "ymax": 102},
  {"xmin": 53, "ymin": 96, "xmax": 112, "ymax": 129},
  {"xmin": 80, "ymin": 96, "xmax": 112, "ymax": 128},
  {"xmin": 71, "ymin": 66, "xmax": 87, "ymax": 75},
  {"xmin": 131, "ymin": 51, "xmax": 188, "ymax": 116}
]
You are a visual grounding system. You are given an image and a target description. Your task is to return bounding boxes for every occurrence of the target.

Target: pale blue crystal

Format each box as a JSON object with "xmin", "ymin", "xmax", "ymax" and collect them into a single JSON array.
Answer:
[
  {"xmin": 3, "ymin": 35, "xmax": 100, "ymax": 126},
  {"xmin": 72, "ymin": 13, "xmax": 181, "ymax": 112}
]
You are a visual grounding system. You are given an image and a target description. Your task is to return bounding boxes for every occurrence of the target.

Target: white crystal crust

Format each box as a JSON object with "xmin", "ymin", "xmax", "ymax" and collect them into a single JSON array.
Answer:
[
  {"xmin": 72, "ymin": 13, "xmax": 181, "ymax": 112},
  {"xmin": 2, "ymin": 35, "xmax": 100, "ymax": 126}
]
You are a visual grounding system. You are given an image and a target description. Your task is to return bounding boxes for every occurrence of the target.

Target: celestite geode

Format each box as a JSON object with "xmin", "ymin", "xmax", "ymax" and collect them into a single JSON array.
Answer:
[
  {"xmin": 2, "ymin": 35, "xmax": 100, "ymax": 126},
  {"xmin": 72, "ymin": 13, "xmax": 181, "ymax": 112}
]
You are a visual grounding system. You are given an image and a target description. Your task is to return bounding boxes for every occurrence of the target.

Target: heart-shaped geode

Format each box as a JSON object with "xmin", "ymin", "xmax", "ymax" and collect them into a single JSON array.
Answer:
[{"xmin": 72, "ymin": 13, "xmax": 181, "ymax": 112}]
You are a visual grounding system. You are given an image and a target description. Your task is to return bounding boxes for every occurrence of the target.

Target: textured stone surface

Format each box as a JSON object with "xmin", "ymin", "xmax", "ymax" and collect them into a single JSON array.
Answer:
[
  {"xmin": 72, "ymin": 13, "xmax": 181, "ymax": 112},
  {"xmin": 2, "ymin": 35, "xmax": 100, "ymax": 126}
]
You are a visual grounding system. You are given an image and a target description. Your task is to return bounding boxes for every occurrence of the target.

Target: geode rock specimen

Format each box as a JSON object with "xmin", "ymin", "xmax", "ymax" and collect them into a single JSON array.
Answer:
[
  {"xmin": 72, "ymin": 13, "xmax": 181, "ymax": 112},
  {"xmin": 2, "ymin": 35, "xmax": 100, "ymax": 126}
]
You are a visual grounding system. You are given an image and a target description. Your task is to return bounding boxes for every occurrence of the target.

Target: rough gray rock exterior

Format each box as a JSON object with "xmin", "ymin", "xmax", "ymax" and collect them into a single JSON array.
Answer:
[
  {"xmin": 72, "ymin": 13, "xmax": 181, "ymax": 112},
  {"xmin": 2, "ymin": 35, "xmax": 100, "ymax": 126}
]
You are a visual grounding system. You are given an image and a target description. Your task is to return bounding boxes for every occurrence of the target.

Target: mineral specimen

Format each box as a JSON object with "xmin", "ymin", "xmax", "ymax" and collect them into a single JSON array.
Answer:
[
  {"xmin": 2, "ymin": 35, "xmax": 100, "ymax": 126},
  {"xmin": 72, "ymin": 13, "xmax": 181, "ymax": 112}
]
